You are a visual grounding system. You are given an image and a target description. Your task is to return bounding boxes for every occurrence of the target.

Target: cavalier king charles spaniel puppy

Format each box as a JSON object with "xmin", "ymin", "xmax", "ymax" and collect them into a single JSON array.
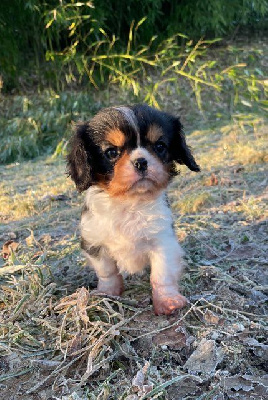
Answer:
[{"xmin": 67, "ymin": 104, "xmax": 200, "ymax": 315}]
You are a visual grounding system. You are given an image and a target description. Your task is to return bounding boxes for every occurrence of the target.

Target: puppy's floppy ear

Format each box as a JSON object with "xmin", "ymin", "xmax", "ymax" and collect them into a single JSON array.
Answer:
[
  {"xmin": 171, "ymin": 117, "xmax": 200, "ymax": 172},
  {"xmin": 67, "ymin": 122, "xmax": 93, "ymax": 192}
]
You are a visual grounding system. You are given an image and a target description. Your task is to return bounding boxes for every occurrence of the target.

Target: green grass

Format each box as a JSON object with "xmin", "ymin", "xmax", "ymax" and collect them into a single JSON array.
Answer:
[
  {"xmin": 0, "ymin": 38, "xmax": 267, "ymax": 399},
  {"xmin": 0, "ymin": 91, "xmax": 103, "ymax": 163}
]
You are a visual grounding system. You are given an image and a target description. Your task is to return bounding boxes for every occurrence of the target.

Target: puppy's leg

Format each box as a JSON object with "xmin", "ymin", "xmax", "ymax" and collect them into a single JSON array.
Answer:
[
  {"xmin": 82, "ymin": 243, "xmax": 123, "ymax": 296},
  {"xmin": 150, "ymin": 234, "xmax": 187, "ymax": 315}
]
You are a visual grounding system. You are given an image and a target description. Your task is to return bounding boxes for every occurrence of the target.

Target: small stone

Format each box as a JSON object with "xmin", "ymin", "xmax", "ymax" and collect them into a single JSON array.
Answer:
[
  {"xmin": 211, "ymin": 331, "xmax": 219, "ymax": 340},
  {"xmin": 233, "ymin": 323, "xmax": 245, "ymax": 332}
]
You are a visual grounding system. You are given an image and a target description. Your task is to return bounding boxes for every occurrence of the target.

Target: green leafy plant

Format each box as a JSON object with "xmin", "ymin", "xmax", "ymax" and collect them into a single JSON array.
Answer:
[
  {"xmin": 0, "ymin": 2, "xmax": 267, "ymax": 163},
  {"xmin": 0, "ymin": 0, "xmax": 267, "ymax": 90}
]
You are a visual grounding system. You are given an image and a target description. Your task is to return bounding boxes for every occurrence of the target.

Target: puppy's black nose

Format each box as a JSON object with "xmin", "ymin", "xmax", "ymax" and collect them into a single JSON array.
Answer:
[{"xmin": 133, "ymin": 157, "xmax": 148, "ymax": 173}]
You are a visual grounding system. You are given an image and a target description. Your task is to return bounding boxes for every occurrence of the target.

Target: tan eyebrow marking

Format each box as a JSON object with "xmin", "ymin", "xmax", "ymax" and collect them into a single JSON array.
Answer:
[
  {"xmin": 147, "ymin": 124, "xmax": 163, "ymax": 143},
  {"xmin": 106, "ymin": 129, "xmax": 126, "ymax": 147}
]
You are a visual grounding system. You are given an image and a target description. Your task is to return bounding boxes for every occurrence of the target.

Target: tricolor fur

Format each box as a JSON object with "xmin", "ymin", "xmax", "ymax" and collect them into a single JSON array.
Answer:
[{"xmin": 67, "ymin": 104, "xmax": 200, "ymax": 315}]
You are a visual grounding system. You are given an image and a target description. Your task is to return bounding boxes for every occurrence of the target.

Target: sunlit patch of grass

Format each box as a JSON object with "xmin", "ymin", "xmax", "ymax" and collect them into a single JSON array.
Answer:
[
  {"xmin": 220, "ymin": 118, "xmax": 268, "ymax": 166},
  {"xmin": 236, "ymin": 195, "xmax": 267, "ymax": 221},
  {"xmin": 194, "ymin": 116, "xmax": 267, "ymax": 171},
  {"xmin": 10, "ymin": 193, "xmax": 38, "ymax": 219},
  {"xmin": 231, "ymin": 143, "xmax": 268, "ymax": 165},
  {"xmin": 0, "ymin": 158, "xmax": 76, "ymax": 221},
  {"xmin": 175, "ymin": 191, "xmax": 214, "ymax": 214}
]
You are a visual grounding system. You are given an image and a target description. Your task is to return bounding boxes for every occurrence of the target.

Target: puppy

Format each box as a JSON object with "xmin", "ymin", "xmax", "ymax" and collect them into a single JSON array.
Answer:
[{"xmin": 67, "ymin": 104, "xmax": 200, "ymax": 315}]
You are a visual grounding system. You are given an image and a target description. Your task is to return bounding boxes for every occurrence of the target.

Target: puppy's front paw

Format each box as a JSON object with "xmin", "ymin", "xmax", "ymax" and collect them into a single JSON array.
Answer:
[
  {"xmin": 153, "ymin": 291, "xmax": 187, "ymax": 315},
  {"xmin": 94, "ymin": 274, "xmax": 124, "ymax": 297}
]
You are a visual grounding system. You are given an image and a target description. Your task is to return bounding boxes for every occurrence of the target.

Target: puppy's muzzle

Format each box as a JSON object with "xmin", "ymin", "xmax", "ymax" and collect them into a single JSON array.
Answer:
[{"xmin": 133, "ymin": 157, "xmax": 148, "ymax": 174}]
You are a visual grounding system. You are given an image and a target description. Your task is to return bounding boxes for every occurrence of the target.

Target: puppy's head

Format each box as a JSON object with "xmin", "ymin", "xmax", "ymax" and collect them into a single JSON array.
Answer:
[{"xmin": 67, "ymin": 104, "xmax": 200, "ymax": 199}]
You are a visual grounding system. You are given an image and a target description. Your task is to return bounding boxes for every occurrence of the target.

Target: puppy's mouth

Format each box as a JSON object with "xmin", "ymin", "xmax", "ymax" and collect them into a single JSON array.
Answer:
[{"xmin": 128, "ymin": 176, "xmax": 158, "ymax": 193}]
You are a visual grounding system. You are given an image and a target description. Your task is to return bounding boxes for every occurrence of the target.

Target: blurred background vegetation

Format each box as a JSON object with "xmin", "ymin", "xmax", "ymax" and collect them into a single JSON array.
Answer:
[{"xmin": 0, "ymin": 0, "xmax": 267, "ymax": 162}]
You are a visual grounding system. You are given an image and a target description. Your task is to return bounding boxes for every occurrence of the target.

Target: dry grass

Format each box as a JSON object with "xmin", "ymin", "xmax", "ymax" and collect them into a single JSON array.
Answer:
[
  {"xmin": 0, "ymin": 41, "xmax": 268, "ymax": 400},
  {"xmin": 174, "ymin": 192, "xmax": 214, "ymax": 214}
]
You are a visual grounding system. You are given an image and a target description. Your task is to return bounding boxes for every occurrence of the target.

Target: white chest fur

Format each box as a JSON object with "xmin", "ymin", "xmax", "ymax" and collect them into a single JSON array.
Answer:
[{"xmin": 80, "ymin": 187, "xmax": 174, "ymax": 273}]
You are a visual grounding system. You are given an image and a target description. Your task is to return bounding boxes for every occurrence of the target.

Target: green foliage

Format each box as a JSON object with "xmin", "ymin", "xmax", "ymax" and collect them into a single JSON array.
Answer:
[
  {"xmin": 0, "ymin": 0, "xmax": 267, "ymax": 90},
  {"xmin": 165, "ymin": 0, "xmax": 268, "ymax": 37},
  {"xmin": 0, "ymin": 0, "xmax": 45, "ymax": 89},
  {"xmin": 0, "ymin": 1, "xmax": 267, "ymax": 163},
  {"xmin": 0, "ymin": 91, "xmax": 100, "ymax": 163},
  {"xmin": 0, "ymin": 41, "xmax": 266, "ymax": 164}
]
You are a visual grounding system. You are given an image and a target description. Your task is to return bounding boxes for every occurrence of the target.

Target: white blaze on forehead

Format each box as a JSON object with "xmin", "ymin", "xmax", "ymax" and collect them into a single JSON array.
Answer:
[
  {"xmin": 116, "ymin": 106, "xmax": 140, "ymax": 146},
  {"xmin": 130, "ymin": 147, "xmax": 159, "ymax": 167}
]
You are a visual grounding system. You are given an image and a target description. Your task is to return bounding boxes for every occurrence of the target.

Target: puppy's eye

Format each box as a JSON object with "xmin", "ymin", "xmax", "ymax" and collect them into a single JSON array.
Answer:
[
  {"xmin": 105, "ymin": 147, "xmax": 120, "ymax": 160},
  {"xmin": 154, "ymin": 141, "xmax": 167, "ymax": 155}
]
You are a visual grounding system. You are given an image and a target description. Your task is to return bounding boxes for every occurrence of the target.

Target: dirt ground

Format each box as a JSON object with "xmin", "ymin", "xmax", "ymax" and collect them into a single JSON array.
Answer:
[{"xmin": 0, "ymin": 41, "xmax": 267, "ymax": 400}]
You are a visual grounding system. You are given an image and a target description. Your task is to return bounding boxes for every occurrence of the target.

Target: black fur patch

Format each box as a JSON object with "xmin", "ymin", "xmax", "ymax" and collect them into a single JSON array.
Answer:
[
  {"xmin": 164, "ymin": 193, "xmax": 171, "ymax": 208},
  {"xmin": 81, "ymin": 238, "xmax": 102, "ymax": 258},
  {"xmin": 164, "ymin": 194, "xmax": 176, "ymax": 233}
]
